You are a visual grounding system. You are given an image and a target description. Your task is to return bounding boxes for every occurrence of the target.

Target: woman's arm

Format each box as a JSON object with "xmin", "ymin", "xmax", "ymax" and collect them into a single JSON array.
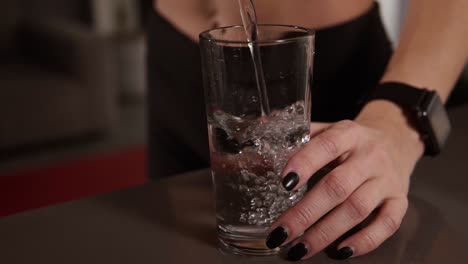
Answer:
[
  {"xmin": 357, "ymin": 0, "xmax": 468, "ymax": 173},
  {"xmin": 269, "ymin": 0, "xmax": 468, "ymax": 261},
  {"xmin": 381, "ymin": 0, "xmax": 468, "ymax": 101}
]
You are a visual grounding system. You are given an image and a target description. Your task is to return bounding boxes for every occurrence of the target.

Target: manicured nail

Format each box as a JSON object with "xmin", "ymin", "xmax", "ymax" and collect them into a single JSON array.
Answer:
[
  {"xmin": 335, "ymin": 247, "xmax": 354, "ymax": 260},
  {"xmin": 287, "ymin": 243, "xmax": 308, "ymax": 261},
  {"xmin": 266, "ymin": 227, "xmax": 288, "ymax": 249},
  {"xmin": 282, "ymin": 172, "xmax": 299, "ymax": 191}
]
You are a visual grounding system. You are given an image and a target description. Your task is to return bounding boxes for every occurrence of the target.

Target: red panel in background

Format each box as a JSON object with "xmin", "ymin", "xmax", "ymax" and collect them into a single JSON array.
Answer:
[{"xmin": 0, "ymin": 146, "xmax": 148, "ymax": 217}]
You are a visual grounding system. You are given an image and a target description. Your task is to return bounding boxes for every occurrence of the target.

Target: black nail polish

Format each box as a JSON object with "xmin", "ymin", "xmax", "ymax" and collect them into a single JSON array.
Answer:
[
  {"xmin": 266, "ymin": 227, "xmax": 288, "ymax": 249},
  {"xmin": 335, "ymin": 247, "xmax": 354, "ymax": 260},
  {"xmin": 282, "ymin": 172, "xmax": 299, "ymax": 191},
  {"xmin": 287, "ymin": 243, "xmax": 308, "ymax": 261}
]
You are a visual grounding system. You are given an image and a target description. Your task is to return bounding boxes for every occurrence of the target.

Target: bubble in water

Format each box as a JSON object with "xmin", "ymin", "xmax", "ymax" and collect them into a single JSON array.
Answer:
[
  {"xmin": 265, "ymin": 192, "xmax": 276, "ymax": 201},
  {"xmin": 241, "ymin": 170, "xmax": 251, "ymax": 182},
  {"xmin": 296, "ymin": 104, "xmax": 305, "ymax": 115},
  {"xmin": 211, "ymin": 101, "xmax": 309, "ymax": 226},
  {"xmin": 285, "ymin": 127, "xmax": 309, "ymax": 148},
  {"xmin": 255, "ymin": 177, "xmax": 265, "ymax": 185},
  {"xmin": 251, "ymin": 197, "xmax": 262, "ymax": 208},
  {"xmin": 248, "ymin": 212, "xmax": 258, "ymax": 224},
  {"xmin": 213, "ymin": 127, "xmax": 242, "ymax": 154},
  {"xmin": 267, "ymin": 171, "xmax": 277, "ymax": 179},
  {"xmin": 264, "ymin": 200, "xmax": 273, "ymax": 207},
  {"xmin": 267, "ymin": 184, "xmax": 278, "ymax": 192},
  {"xmin": 238, "ymin": 185, "xmax": 248, "ymax": 193},
  {"xmin": 240, "ymin": 213, "xmax": 248, "ymax": 223}
]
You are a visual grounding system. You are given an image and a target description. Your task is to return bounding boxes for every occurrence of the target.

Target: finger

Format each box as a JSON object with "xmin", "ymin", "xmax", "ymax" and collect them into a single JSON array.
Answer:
[
  {"xmin": 267, "ymin": 156, "xmax": 368, "ymax": 249},
  {"xmin": 334, "ymin": 198, "xmax": 408, "ymax": 259},
  {"xmin": 309, "ymin": 122, "xmax": 331, "ymax": 138},
  {"xmin": 281, "ymin": 120, "xmax": 360, "ymax": 192},
  {"xmin": 286, "ymin": 180, "xmax": 382, "ymax": 260}
]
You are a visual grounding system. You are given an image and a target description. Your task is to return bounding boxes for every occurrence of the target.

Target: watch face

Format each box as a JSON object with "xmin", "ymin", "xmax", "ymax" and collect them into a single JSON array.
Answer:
[{"xmin": 422, "ymin": 93, "xmax": 451, "ymax": 156}]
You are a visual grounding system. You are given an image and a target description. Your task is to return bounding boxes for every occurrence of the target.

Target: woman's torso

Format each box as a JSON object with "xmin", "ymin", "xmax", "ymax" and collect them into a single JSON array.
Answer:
[
  {"xmin": 147, "ymin": 0, "xmax": 392, "ymax": 177},
  {"xmin": 154, "ymin": 0, "xmax": 374, "ymax": 42}
]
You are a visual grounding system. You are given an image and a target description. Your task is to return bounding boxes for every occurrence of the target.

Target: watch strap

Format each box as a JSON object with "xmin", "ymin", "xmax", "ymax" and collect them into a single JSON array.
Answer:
[{"xmin": 369, "ymin": 82, "xmax": 430, "ymax": 110}]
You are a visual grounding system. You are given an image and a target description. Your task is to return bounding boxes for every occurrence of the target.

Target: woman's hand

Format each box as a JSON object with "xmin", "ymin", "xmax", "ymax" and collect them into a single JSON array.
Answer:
[{"xmin": 266, "ymin": 100, "xmax": 425, "ymax": 261}]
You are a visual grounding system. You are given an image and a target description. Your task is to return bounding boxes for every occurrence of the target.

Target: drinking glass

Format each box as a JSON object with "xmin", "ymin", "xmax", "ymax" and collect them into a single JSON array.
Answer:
[{"xmin": 200, "ymin": 25, "xmax": 314, "ymax": 256}]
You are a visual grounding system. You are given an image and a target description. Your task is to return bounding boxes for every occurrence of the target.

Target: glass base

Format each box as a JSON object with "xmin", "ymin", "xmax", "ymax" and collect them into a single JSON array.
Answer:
[{"xmin": 217, "ymin": 225, "xmax": 281, "ymax": 256}]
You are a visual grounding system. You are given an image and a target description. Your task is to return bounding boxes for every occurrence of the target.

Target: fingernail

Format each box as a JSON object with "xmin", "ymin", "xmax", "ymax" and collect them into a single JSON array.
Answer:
[
  {"xmin": 266, "ymin": 227, "xmax": 288, "ymax": 249},
  {"xmin": 334, "ymin": 247, "xmax": 354, "ymax": 260},
  {"xmin": 287, "ymin": 243, "xmax": 308, "ymax": 261},
  {"xmin": 282, "ymin": 172, "xmax": 299, "ymax": 191}
]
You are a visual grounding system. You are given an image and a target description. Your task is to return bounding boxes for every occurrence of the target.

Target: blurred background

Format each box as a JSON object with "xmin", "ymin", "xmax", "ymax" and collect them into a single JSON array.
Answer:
[
  {"xmin": 0, "ymin": 0, "xmax": 467, "ymax": 217},
  {"xmin": 0, "ymin": 0, "xmax": 152, "ymax": 217}
]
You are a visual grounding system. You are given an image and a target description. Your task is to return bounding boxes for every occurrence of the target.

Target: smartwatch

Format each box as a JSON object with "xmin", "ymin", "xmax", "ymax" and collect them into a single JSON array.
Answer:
[{"xmin": 368, "ymin": 82, "xmax": 451, "ymax": 156}]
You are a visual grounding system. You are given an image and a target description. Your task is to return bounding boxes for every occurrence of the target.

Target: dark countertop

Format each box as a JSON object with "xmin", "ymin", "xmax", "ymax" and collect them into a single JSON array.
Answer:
[{"xmin": 1, "ymin": 105, "xmax": 468, "ymax": 264}]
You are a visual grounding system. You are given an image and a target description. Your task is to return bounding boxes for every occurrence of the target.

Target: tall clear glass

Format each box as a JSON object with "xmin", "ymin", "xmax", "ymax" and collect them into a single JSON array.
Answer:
[{"xmin": 200, "ymin": 25, "xmax": 314, "ymax": 256}]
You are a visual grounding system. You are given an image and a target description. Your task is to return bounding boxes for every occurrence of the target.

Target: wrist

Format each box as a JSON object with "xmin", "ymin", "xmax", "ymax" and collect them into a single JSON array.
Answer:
[{"xmin": 356, "ymin": 100, "xmax": 425, "ymax": 159}]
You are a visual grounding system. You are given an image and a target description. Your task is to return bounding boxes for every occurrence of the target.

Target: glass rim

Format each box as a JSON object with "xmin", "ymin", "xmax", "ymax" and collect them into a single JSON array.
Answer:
[{"xmin": 199, "ymin": 24, "xmax": 315, "ymax": 45}]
